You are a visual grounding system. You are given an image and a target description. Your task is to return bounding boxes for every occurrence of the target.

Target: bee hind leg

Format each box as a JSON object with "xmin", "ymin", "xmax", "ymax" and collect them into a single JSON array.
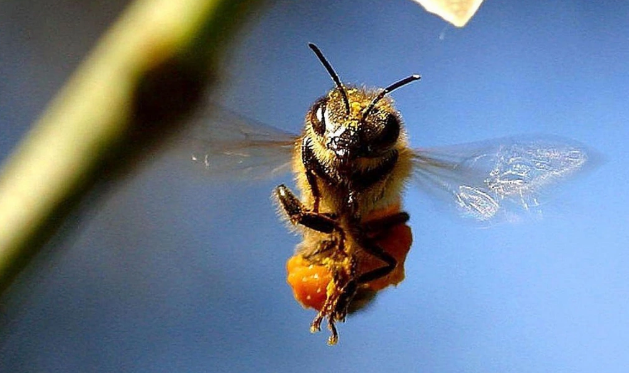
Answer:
[
  {"xmin": 309, "ymin": 277, "xmax": 356, "ymax": 346},
  {"xmin": 351, "ymin": 227, "xmax": 397, "ymax": 284},
  {"xmin": 362, "ymin": 212, "xmax": 410, "ymax": 238},
  {"xmin": 309, "ymin": 310, "xmax": 340, "ymax": 346}
]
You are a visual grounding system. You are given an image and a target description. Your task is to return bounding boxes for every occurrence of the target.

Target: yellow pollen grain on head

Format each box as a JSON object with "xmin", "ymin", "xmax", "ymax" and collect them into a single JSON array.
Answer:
[{"xmin": 350, "ymin": 102, "xmax": 363, "ymax": 116}]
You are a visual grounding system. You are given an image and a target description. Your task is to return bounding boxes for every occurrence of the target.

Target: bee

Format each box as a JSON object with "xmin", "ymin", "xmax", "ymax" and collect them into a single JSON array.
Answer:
[{"xmin": 191, "ymin": 43, "xmax": 591, "ymax": 345}]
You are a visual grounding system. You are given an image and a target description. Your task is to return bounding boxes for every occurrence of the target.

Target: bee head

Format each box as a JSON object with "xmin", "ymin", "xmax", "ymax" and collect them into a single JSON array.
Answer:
[
  {"xmin": 306, "ymin": 88, "xmax": 404, "ymax": 161},
  {"xmin": 306, "ymin": 43, "xmax": 420, "ymax": 163}
]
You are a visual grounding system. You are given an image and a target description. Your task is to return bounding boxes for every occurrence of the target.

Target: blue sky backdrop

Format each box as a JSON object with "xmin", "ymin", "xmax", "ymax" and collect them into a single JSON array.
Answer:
[{"xmin": 1, "ymin": 1, "xmax": 628, "ymax": 372}]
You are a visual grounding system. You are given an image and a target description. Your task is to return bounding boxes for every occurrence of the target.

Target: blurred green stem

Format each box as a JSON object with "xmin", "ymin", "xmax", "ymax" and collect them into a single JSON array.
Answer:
[{"xmin": 0, "ymin": 0, "xmax": 261, "ymax": 294}]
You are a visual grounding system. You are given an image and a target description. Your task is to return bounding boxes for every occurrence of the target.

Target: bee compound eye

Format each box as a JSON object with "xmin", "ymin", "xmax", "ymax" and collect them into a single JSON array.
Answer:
[
  {"xmin": 311, "ymin": 102, "xmax": 327, "ymax": 136},
  {"xmin": 375, "ymin": 113, "xmax": 400, "ymax": 150}
]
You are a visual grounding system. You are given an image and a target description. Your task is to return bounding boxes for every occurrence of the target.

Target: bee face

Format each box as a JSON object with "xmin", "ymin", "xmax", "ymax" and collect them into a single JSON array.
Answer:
[{"xmin": 306, "ymin": 87, "xmax": 402, "ymax": 163}]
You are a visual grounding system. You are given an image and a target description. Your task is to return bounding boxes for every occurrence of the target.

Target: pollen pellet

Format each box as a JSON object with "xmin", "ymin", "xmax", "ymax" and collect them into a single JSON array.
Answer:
[{"xmin": 286, "ymin": 255, "xmax": 332, "ymax": 311}]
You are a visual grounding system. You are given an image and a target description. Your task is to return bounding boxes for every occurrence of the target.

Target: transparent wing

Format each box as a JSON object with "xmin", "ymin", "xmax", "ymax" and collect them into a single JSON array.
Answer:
[
  {"xmin": 412, "ymin": 135, "xmax": 592, "ymax": 222},
  {"xmin": 186, "ymin": 105, "xmax": 298, "ymax": 180}
]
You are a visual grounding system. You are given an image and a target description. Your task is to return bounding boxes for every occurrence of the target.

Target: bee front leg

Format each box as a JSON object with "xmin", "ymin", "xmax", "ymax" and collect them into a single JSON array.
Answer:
[
  {"xmin": 305, "ymin": 169, "xmax": 322, "ymax": 213},
  {"xmin": 274, "ymin": 184, "xmax": 339, "ymax": 235},
  {"xmin": 301, "ymin": 137, "xmax": 322, "ymax": 213}
]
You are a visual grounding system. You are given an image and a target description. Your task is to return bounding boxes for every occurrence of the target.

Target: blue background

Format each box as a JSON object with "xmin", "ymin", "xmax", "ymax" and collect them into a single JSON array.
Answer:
[{"xmin": 1, "ymin": 0, "xmax": 628, "ymax": 372}]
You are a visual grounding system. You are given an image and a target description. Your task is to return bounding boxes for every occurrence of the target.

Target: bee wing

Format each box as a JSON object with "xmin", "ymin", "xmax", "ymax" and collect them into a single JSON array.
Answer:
[
  {"xmin": 187, "ymin": 105, "xmax": 298, "ymax": 180},
  {"xmin": 411, "ymin": 135, "xmax": 593, "ymax": 222}
]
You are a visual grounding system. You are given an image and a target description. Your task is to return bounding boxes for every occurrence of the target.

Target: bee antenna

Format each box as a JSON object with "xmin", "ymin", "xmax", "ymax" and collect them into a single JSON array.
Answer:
[
  {"xmin": 362, "ymin": 74, "xmax": 421, "ymax": 119},
  {"xmin": 308, "ymin": 43, "xmax": 350, "ymax": 114}
]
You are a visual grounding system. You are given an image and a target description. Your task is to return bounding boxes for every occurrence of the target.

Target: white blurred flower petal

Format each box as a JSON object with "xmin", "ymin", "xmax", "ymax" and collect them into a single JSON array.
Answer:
[{"xmin": 413, "ymin": 0, "xmax": 484, "ymax": 27}]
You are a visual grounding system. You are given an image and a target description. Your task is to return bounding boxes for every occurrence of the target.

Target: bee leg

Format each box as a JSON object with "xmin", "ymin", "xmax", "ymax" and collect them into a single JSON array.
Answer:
[
  {"xmin": 310, "ymin": 307, "xmax": 340, "ymax": 346},
  {"xmin": 351, "ymin": 227, "xmax": 397, "ymax": 284},
  {"xmin": 326, "ymin": 319, "xmax": 339, "ymax": 345},
  {"xmin": 363, "ymin": 212, "xmax": 410, "ymax": 239},
  {"xmin": 303, "ymin": 239, "xmax": 338, "ymax": 260},
  {"xmin": 301, "ymin": 138, "xmax": 322, "ymax": 212},
  {"xmin": 306, "ymin": 169, "xmax": 322, "ymax": 213},
  {"xmin": 311, "ymin": 271, "xmax": 357, "ymax": 346},
  {"xmin": 275, "ymin": 184, "xmax": 339, "ymax": 234}
]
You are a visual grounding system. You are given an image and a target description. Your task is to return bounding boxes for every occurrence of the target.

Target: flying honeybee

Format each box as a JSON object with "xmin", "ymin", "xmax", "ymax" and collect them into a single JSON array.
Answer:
[{"xmin": 191, "ymin": 43, "xmax": 591, "ymax": 345}]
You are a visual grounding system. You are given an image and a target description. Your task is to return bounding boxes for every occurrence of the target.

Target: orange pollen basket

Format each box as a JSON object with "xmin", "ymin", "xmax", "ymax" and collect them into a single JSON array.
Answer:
[{"xmin": 286, "ymin": 204, "xmax": 413, "ymax": 311}]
